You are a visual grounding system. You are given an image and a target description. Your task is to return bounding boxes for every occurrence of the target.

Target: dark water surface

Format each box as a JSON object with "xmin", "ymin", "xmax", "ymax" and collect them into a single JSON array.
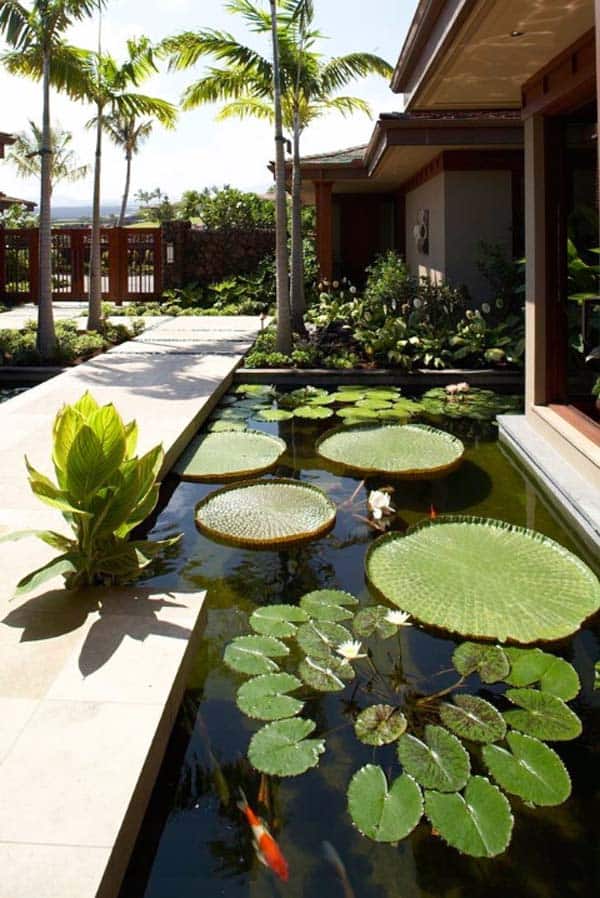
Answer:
[{"xmin": 120, "ymin": 402, "xmax": 600, "ymax": 898}]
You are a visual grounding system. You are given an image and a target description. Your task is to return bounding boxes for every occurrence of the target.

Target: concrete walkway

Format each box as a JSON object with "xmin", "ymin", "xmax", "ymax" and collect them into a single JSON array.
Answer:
[{"xmin": 0, "ymin": 315, "xmax": 263, "ymax": 898}]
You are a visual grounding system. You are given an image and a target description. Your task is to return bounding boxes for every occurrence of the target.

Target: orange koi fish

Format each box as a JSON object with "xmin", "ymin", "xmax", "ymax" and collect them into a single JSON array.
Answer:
[{"xmin": 238, "ymin": 789, "xmax": 289, "ymax": 882}]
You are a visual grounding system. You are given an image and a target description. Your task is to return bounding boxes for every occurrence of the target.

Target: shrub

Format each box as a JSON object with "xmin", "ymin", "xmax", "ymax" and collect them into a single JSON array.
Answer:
[
  {"xmin": 192, "ymin": 185, "xmax": 275, "ymax": 230},
  {"xmin": 0, "ymin": 319, "xmax": 142, "ymax": 366}
]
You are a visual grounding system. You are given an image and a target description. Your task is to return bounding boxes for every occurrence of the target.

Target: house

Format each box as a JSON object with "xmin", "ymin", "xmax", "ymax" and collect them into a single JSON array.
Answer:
[
  {"xmin": 0, "ymin": 131, "xmax": 36, "ymax": 212},
  {"xmin": 392, "ymin": 0, "xmax": 600, "ymax": 551}
]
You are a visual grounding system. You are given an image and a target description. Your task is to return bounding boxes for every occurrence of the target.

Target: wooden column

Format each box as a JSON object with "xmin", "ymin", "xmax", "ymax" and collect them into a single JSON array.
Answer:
[
  {"xmin": 30, "ymin": 228, "xmax": 39, "ymax": 304},
  {"xmin": 71, "ymin": 229, "xmax": 85, "ymax": 300},
  {"xmin": 395, "ymin": 191, "xmax": 406, "ymax": 260},
  {"xmin": 0, "ymin": 227, "xmax": 5, "ymax": 303},
  {"xmin": 315, "ymin": 180, "xmax": 333, "ymax": 282}
]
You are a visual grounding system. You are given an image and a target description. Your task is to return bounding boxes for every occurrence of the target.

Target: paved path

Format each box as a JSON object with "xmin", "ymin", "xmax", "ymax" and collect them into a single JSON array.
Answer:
[{"xmin": 0, "ymin": 315, "xmax": 263, "ymax": 898}]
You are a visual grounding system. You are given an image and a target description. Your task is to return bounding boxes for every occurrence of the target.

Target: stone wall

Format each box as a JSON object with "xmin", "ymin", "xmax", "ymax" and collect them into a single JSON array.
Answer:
[{"xmin": 162, "ymin": 220, "xmax": 275, "ymax": 290}]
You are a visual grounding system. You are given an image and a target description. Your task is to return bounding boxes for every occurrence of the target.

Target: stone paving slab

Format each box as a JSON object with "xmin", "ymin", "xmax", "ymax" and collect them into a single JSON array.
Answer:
[{"xmin": 0, "ymin": 314, "xmax": 262, "ymax": 897}]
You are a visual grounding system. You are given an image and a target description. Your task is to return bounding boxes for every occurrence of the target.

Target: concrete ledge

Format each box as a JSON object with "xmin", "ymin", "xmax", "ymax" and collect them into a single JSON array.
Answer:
[{"xmin": 236, "ymin": 367, "xmax": 524, "ymax": 390}]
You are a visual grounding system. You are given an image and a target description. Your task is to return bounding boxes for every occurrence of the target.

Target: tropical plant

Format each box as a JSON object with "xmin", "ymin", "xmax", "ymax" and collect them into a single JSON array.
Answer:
[
  {"xmin": 7, "ymin": 120, "xmax": 88, "ymax": 195},
  {"xmin": 192, "ymin": 185, "xmax": 275, "ymax": 230},
  {"xmin": 134, "ymin": 187, "xmax": 177, "ymax": 223},
  {"xmin": 0, "ymin": 0, "xmax": 104, "ymax": 359},
  {"xmin": 1, "ymin": 392, "xmax": 180, "ymax": 593},
  {"xmin": 101, "ymin": 113, "xmax": 154, "ymax": 226},
  {"xmin": 0, "ymin": 317, "xmax": 142, "ymax": 366},
  {"xmin": 0, "ymin": 201, "xmax": 37, "ymax": 227}
]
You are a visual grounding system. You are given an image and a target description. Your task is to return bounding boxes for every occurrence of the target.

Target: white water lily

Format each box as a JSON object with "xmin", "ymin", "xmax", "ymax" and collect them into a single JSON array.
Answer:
[
  {"xmin": 367, "ymin": 490, "xmax": 395, "ymax": 521},
  {"xmin": 456, "ymin": 382, "xmax": 471, "ymax": 393},
  {"xmin": 385, "ymin": 609, "xmax": 412, "ymax": 628},
  {"xmin": 446, "ymin": 383, "xmax": 459, "ymax": 396},
  {"xmin": 337, "ymin": 639, "xmax": 367, "ymax": 661}
]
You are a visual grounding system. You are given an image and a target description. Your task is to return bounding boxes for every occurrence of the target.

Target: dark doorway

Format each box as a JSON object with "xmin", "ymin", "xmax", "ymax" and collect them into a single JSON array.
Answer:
[{"xmin": 333, "ymin": 194, "xmax": 396, "ymax": 286}]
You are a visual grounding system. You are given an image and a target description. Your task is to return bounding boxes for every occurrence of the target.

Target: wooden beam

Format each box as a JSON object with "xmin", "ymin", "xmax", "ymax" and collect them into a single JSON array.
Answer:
[
  {"xmin": 522, "ymin": 29, "xmax": 596, "ymax": 118},
  {"xmin": 314, "ymin": 181, "xmax": 333, "ymax": 282}
]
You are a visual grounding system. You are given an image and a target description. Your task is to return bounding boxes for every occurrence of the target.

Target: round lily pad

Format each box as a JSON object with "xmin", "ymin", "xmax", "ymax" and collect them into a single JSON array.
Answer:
[
  {"xmin": 250, "ymin": 605, "xmax": 309, "ymax": 638},
  {"xmin": 294, "ymin": 405, "xmax": 334, "ymax": 420},
  {"xmin": 440, "ymin": 695, "xmax": 507, "ymax": 743},
  {"xmin": 483, "ymin": 732, "xmax": 571, "ymax": 806},
  {"xmin": 235, "ymin": 383, "xmax": 276, "ymax": 397},
  {"xmin": 224, "ymin": 635, "xmax": 289, "ymax": 676},
  {"xmin": 298, "ymin": 654, "xmax": 354, "ymax": 691},
  {"xmin": 452, "ymin": 642, "xmax": 510, "ymax": 684},
  {"xmin": 504, "ymin": 648, "xmax": 581, "ymax": 701},
  {"xmin": 248, "ymin": 718, "xmax": 325, "ymax": 776},
  {"xmin": 336, "ymin": 406, "xmax": 379, "ymax": 420},
  {"xmin": 236, "ymin": 673, "xmax": 304, "ymax": 721},
  {"xmin": 503, "ymin": 689, "xmax": 582, "ymax": 741},
  {"xmin": 354, "ymin": 704, "xmax": 407, "ymax": 746},
  {"xmin": 195, "ymin": 478, "xmax": 336, "ymax": 548},
  {"xmin": 316, "ymin": 424, "xmax": 464, "ymax": 478},
  {"xmin": 355, "ymin": 399, "xmax": 393, "ymax": 411},
  {"xmin": 362, "ymin": 388, "xmax": 401, "ymax": 400},
  {"xmin": 365, "ymin": 517, "xmax": 600, "ymax": 643},
  {"xmin": 353, "ymin": 606, "xmax": 398, "ymax": 640},
  {"xmin": 347, "ymin": 765, "xmax": 423, "ymax": 842},
  {"xmin": 397, "ymin": 725, "xmax": 470, "ymax": 792},
  {"xmin": 330, "ymin": 391, "xmax": 365, "ymax": 403},
  {"xmin": 208, "ymin": 420, "xmax": 248, "ymax": 433},
  {"xmin": 424, "ymin": 776, "xmax": 513, "ymax": 858},
  {"xmin": 175, "ymin": 430, "xmax": 286, "ymax": 482},
  {"xmin": 296, "ymin": 620, "xmax": 352, "ymax": 658},
  {"xmin": 256, "ymin": 408, "xmax": 294, "ymax": 422},
  {"xmin": 299, "ymin": 589, "xmax": 359, "ymax": 622}
]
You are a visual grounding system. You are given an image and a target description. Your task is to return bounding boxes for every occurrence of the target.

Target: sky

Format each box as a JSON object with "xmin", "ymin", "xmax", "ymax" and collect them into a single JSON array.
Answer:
[{"xmin": 0, "ymin": 0, "xmax": 419, "ymax": 207}]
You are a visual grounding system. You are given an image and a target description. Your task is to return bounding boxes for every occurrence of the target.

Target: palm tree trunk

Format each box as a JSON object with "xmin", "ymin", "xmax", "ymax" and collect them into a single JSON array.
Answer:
[
  {"xmin": 37, "ymin": 46, "xmax": 56, "ymax": 359},
  {"xmin": 118, "ymin": 149, "xmax": 132, "ymax": 227},
  {"xmin": 269, "ymin": 0, "xmax": 291, "ymax": 355},
  {"xmin": 87, "ymin": 103, "xmax": 103, "ymax": 331},
  {"xmin": 290, "ymin": 111, "xmax": 305, "ymax": 333}
]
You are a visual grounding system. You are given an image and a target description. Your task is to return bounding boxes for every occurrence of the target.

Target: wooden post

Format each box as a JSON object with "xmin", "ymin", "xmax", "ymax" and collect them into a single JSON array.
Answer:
[
  {"xmin": 71, "ymin": 229, "xmax": 85, "ymax": 300},
  {"xmin": 154, "ymin": 228, "xmax": 163, "ymax": 298},
  {"xmin": 0, "ymin": 226, "xmax": 5, "ymax": 303},
  {"xmin": 30, "ymin": 228, "xmax": 40, "ymax": 305},
  {"xmin": 315, "ymin": 180, "xmax": 334, "ymax": 282},
  {"xmin": 524, "ymin": 115, "xmax": 548, "ymax": 411},
  {"xmin": 395, "ymin": 191, "xmax": 406, "ymax": 260}
]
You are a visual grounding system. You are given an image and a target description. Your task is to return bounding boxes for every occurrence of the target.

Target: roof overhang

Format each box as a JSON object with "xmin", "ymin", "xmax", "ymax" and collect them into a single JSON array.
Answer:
[
  {"xmin": 0, "ymin": 192, "xmax": 36, "ymax": 211},
  {"xmin": 392, "ymin": 0, "xmax": 595, "ymax": 110},
  {"xmin": 0, "ymin": 132, "xmax": 16, "ymax": 159}
]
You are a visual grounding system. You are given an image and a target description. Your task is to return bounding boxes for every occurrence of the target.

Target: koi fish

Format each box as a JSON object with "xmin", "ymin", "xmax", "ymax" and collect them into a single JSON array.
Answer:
[
  {"xmin": 238, "ymin": 788, "xmax": 289, "ymax": 882},
  {"xmin": 429, "ymin": 504, "xmax": 438, "ymax": 520},
  {"xmin": 323, "ymin": 841, "xmax": 356, "ymax": 898}
]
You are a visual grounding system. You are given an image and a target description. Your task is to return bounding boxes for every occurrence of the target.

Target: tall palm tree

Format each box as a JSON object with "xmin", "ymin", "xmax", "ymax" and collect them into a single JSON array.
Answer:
[
  {"xmin": 8, "ymin": 121, "xmax": 89, "ymax": 195},
  {"xmin": 0, "ymin": 0, "xmax": 102, "ymax": 358},
  {"xmin": 162, "ymin": 0, "xmax": 391, "ymax": 333},
  {"xmin": 83, "ymin": 35, "xmax": 176, "ymax": 330},
  {"xmin": 101, "ymin": 114, "xmax": 153, "ymax": 226}
]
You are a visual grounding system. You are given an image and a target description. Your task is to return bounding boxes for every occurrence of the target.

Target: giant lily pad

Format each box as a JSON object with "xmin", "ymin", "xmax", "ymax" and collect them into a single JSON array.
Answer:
[
  {"xmin": 504, "ymin": 648, "xmax": 580, "ymax": 701},
  {"xmin": 503, "ymin": 689, "xmax": 582, "ymax": 741},
  {"xmin": 483, "ymin": 732, "xmax": 571, "ymax": 806},
  {"xmin": 355, "ymin": 704, "xmax": 407, "ymax": 746},
  {"xmin": 365, "ymin": 517, "xmax": 600, "ymax": 643},
  {"xmin": 248, "ymin": 718, "xmax": 325, "ymax": 776},
  {"xmin": 175, "ymin": 430, "xmax": 286, "ymax": 482},
  {"xmin": 347, "ymin": 765, "xmax": 423, "ymax": 842},
  {"xmin": 316, "ymin": 424, "xmax": 464, "ymax": 478},
  {"xmin": 424, "ymin": 776, "xmax": 513, "ymax": 858},
  {"xmin": 440, "ymin": 695, "xmax": 507, "ymax": 743},
  {"xmin": 195, "ymin": 478, "xmax": 336, "ymax": 547},
  {"xmin": 236, "ymin": 673, "xmax": 304, "ymax": 721},
  {"xmin": 224, "ymin": 635, "xmax": 289, "ymax": 676},
  {"xmin": 250, "ymin": 605, "xmax": 309, "ymax": 638},
  {"xmin": 397, "ymin": 725, "xmax": 470, "ymax": 792}
]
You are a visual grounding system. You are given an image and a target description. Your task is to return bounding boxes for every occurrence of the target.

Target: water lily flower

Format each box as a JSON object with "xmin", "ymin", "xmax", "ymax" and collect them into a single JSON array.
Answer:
[
  {"xmin": 456, "ymin": 382, "xmax": 471, "ymax": 393},
  {"xmin": 368, "ymin": 490, "xmax": 395, "ymax": 520},
  {"xmin": 337, "ymin": 640, "xmax": 367, "ymax": 661},
  {"xmin": 385, "ymin": 609, "xmax": 412, "ymax": 628},
  {"xmin": 446, "ymin": 383, "xmax": 459, "ymax": 396}
]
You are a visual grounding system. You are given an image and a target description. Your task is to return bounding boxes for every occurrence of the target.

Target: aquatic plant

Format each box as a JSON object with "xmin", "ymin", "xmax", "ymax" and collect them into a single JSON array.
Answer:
[
  {"xmin": 419, "ymin": 386, "xmax": 522, "ymax": 421},
  {"xmin": 224, "ymin": 592, "xmax": 585, "ymax": 859},
  {"xmin": 174, "ymin": 430, "xmax": 286, "ymax": 481}
]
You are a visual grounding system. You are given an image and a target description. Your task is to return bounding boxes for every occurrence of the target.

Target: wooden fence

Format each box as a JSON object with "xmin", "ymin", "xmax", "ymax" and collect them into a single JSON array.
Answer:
[{"xmin": 0, "ymin": 226, "xmax": 162, "ymax": 304}]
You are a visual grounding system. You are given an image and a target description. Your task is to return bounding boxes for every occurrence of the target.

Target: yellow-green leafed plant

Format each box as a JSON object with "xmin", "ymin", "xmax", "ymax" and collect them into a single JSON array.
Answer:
[{"xmin": 3, "ymin": 392, "xmax": 180, "ymax": 594}]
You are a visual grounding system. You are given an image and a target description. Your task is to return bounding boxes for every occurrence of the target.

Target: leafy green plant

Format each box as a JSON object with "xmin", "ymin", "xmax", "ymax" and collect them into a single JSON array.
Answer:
[
  {"xmin": 0, "ymin": 319, "xmax": 142, "ymax": 366},
  {"xmin": 2, "ymin": 392, "xmax": 180, "ymax": 593},
  {"xmin": 191, "ymin": 185, "xmax": 275, "ymax": 231}
]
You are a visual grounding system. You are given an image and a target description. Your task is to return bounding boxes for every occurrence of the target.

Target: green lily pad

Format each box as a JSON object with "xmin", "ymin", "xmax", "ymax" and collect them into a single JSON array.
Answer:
[
  {"xmin": 347, "ymin": 765, "xmax": 423, "ymax": 842},
  {"xmin": 235, "ymin": 384, "xmax": 276, "ymax": 397},
  {"xmin": 212, "ymin": 407, "xmax": 250, "ymax": 421},
  {"xmin": 299, "ymin": 589, "xmax": 359, "ymax": 622},
  {"xmin": 208, "ymin": 420, "xmax": 248, "ymax": 433},
  {"xmin": 317, "ymin": 424, "xmax": 464, "ymax": 478},
  {"xmin": 365, "ymin": 517, "xmax": 600, "ymax": 642},
  {"xmin": 224, "ymin": 635, "xmax": 289, "ymax": 676},
  {"xmin": 336, "ymin": 406, "xmax": 379, "ymax": 420},
  {"xmin": 237, "ymin": 673, "xmax": 304, "ymax": 721},
  {"xmin": 504, "ymin": 689, "xmax": 582, "ymax": 741},
  {"xmin": 397, "ymin": 725, "xmax": 471, "ymax": 792},
  {"xmin": 298, "ymin": 654, "xmax": 355, "ymax": 691},
  {"xmin": 424, "ymin": 776, "xmax": 513, "ymax": 858},
  {"xmin": 440, "ymin": 694, "xmax": 507, "ymax": 743},
  {"xmin": 250, "ymin": 605, "xmax": 309, "ymax": 638},
  {"xmin": 452, "ymin": 642, "xmax": 510, "ymax": 684},
  {"xmin": 296, "ymin": 620, "xmax": 353, "ymax": 658},
  {"xmin": 248, "ymin": 718, "xmax": 325, "ymax": 776},
  {"xmin": 294, "ymin": 405, "xmax": 334, "ymax": 420},
  {"xmin": 483, "ymin": 732, "xmax": 571, "ymax": 806},
  {"xmin": 175, "ymin": 430, "xmax": 286, "ymax": 482},
  {"xmin": 256, "ymin": 408, "xmax": 294, "ymax": 422},
  {"xmin": 504, "ymin": 648, "xmax": 581, "ymax": 700},
  {"xmin": 196, "ymin": 479, "xmax": 336, "ymax": 548},
  {"xmin": 355, "ymin": 704, "xmax": 407, "ymax": 746},
  {"xmin": 353, "ymin": 606, "xmax": 398, "ymax": 640},
  {"xmin": 330, "ymin": 391, "xmax": 365, "ymax": 403},
  {"xmin": 307, "ymin": 393, "xmax": 336, "ymax": 406},
  {"xmin": 362, "ymin": 388, "xmax": 401, "ymax": 400},
  {"xmin": 355, "ymin": 399, "xmax": 393, "ymax": 411}
]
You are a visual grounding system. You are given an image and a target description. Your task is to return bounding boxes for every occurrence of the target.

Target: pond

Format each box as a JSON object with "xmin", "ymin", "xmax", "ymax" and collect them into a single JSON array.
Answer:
[
  {"xmin": 120, "ymin": 385, "xmax": 600, "ymax": 898},
  {"xmin": 0, "ymin": 385, "xmax": 28, "ymax": 403}
]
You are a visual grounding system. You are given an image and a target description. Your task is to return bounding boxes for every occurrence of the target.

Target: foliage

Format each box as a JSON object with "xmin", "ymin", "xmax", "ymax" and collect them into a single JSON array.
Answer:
[
  {"xmin": 189, "ymin": 185, "xmax": 275, "ymax": 230},
  {"xmin": 476, "ymin": 242, "xmax": 525, "ymax": 316},
  {"xmin": 1, "ymin": 392, "xmax": 180, "ymax": 593},
  {"xmin": 8, "ymin": 121, "xmax": 88, "ymax": 194},
  {"xmin": 593, "ymin": 376, "xmax": 600, "ymax": 399},
  {"xmin": 135, "ymin": 187, "xmax": 177, "ymax": 223},
  {"xmin": 0, "ymin": 202, "xmax": 37, "ymax": 228},
  {"xmin": 0, "ymin": 318, "xmax": 142, "ymax": 366}
]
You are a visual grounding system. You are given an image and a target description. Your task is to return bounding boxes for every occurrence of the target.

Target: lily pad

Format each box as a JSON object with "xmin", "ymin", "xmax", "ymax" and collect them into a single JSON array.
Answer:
[
  {"xmin": 336, "ymin": 406, "xmax": 379, "ymax": 420},
  {"xmin": 316, "ymin": 424, "xmax": 464, "ymax": 478},
  {"xmin": 440, "ymin": 695, "xmax": 507, "ymax": 743},
  {"xmin": 483, "ymin": 732, "xmax": 571, "ymax": 806},
  {"xmin": 504, "ymin": 689, "xmax": 582, "ymax": 741},
  {"xmin": 235, "ymin": 384, "xmax": 276, "ymax": 397},
  {"xmin": 296, "ymin": 620, "xmax": 353, "ymax": 658},
  {"xmin": 237, "ymin": 673, "xmax": 304, "ymax": 721},
  {"xmin": 294, "ymin": 405, "xmax": 334, "ymax": 420},
  {"xmin": 175, "ymin": 431, "xmax": 286, "ymax": 482},
  {"xmin": 196, "ymin": 479, "xmax": 336, "ymax": 547},
  {"xmin": 353, "ymin": 606, "xmax": 398, "ymax": 640},
  {"xmin": 224, "ymin": 635, "xmax": 289, "ymax": 676},
  {"xmin": 397, "ymin": 725, "xmax": 470, "ymax": 792},
  {"xmin": 299, "ymin": 589, "xmax": 359, "ymax": 622},
  {"xmin": 355, "ymin": 704, "xmax": 407, "ymax": 746},
  {"xmin": 330, "ymin": 391, "xmax": 365, "ymax": 402},
  {"xmin": 256, "ymin": 408, "xmax": 294, "ymax": 422},
  {"xmin": 250, "ymin": 605, "xmax": 309, "ymax": 638},
  {"xmin": 504, "ymin": 648, "xmax": 580, "ymax": 701},
  {"xmin": 298, "ymin": 654, "xmax": 354, "ymax": 691},
  {"xmin": 452, "ymin": 642, "xmax": 510, "ymax": 684},
  {"xmin": 208, "ymin": 420, "xmax": 248, "ymax": 433},
  {"xmin": 248, "ymin": 718, "xmax": 325, "ymax": 776},
  {"xmin": 424, "ymin": 776, "xmax": 513, "ymax": 858},
  {"xmin": 365, "ymin": 517, "xmax": 600, "ymax": 643},
  {"xmin": 355, "ymin": 399, "xmax": 393, "ymax": 411},
  {"xmin": 347, "ymin": 765, "xmax": 423, "ymax": 842}
]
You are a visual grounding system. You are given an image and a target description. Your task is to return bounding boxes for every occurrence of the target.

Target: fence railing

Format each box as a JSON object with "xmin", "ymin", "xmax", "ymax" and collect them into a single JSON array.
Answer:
[{"xmin": 0, "ymin": 226, "xmax": 162, "ymax": 304}]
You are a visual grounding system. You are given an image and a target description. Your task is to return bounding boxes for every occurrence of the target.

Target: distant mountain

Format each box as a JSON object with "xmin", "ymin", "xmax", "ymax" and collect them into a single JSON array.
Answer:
[{"xmin": 51, "ymin": 204, "xmax": 137, "ymax": 222}]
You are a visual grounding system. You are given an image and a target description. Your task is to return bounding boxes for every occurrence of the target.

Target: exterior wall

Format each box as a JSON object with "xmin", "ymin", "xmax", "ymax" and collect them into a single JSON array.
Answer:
[{"xmin": 405, "ymin": 172, "xmax": 446, "ymax": 284}]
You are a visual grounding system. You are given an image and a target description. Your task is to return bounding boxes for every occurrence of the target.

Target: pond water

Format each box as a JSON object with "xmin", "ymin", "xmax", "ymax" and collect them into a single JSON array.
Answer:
[
  {"xmin": 0, "ymin": 386, "xmax": 28, "ymax": 403},
  {"xmin": 120, "ymin": 389, "xmax": 600, "ymax": 898}
]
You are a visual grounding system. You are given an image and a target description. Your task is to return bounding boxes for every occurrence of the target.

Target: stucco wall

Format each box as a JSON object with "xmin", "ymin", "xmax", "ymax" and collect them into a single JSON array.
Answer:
[{"xmin": 405, "ymin": 173, "xmax": 446, "ymax": 285}]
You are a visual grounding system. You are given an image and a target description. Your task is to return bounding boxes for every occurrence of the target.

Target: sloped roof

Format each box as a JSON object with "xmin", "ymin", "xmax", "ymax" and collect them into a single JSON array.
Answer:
[
  {"xmin": 0, "ymin": 192, "xmax": 36, "ymax": 211},
  {"xmin": 299, "ymin": 145, "xmax": 367, "ymax": 166}
]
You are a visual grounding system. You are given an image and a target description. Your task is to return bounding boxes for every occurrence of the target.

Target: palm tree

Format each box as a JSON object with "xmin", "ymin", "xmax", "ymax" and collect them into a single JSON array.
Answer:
[
  {"xmin": 0, "ymin": 0, "xmax": 102, "ymax": 359},
  {"xmin": 83, "ymin": 35, "xmax": 176, "ymax": 330},
  {"xmin": 8, "ymin": 121, "xmax": 89, "ymax": 195},
  {"xmin": 162, "ymin": 0, "xmax": 392, "ymax": 334},
  {"xmin": 101, "ymin": 114, "xmax": 154, "ymax": 226}
]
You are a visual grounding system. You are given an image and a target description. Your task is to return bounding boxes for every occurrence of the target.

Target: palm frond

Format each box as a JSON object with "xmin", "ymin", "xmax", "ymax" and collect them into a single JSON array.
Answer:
[
  {"xmin": 0, "ymin": 0, "xmax": 31, "ymax": 49},
  {"xmin": 320, "ymin": 52, "xmax": 393, "ymax": 93},
  {"xmin": 181, "ymin": 66, "xmax": 270, "ymax": 110},
  {"xmin": 224, "ymin": 0, "xmax": 271, "ymax": 33},
  {"xmin": 110, "ymin": 93, "xmax": 177, "ymax": 128},
  {"xmin": 216, "ymin": 98, "xmax": 274, "ymax": 124},
  {"xmin": 313, "ymin": 95, "xmax": 372, "ymax": 120}
]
